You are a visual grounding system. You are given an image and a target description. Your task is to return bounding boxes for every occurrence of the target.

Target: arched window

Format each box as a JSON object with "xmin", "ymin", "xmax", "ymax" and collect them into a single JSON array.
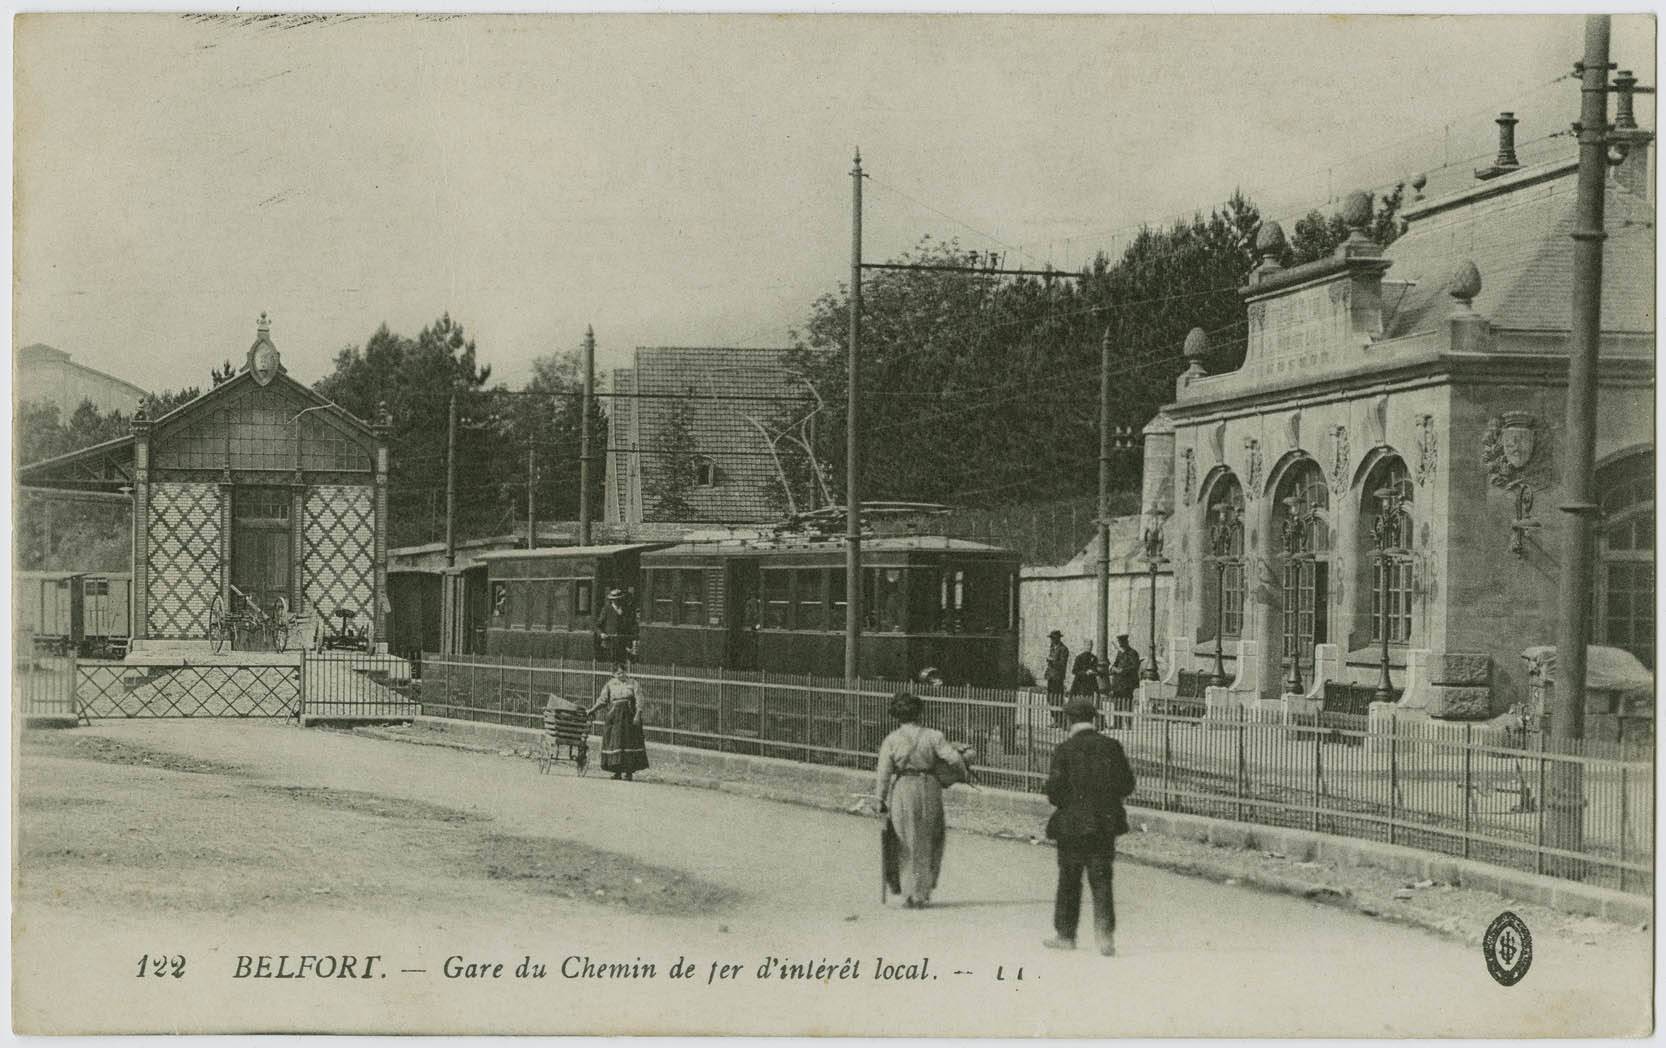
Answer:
[
  {"xmin": 1201, "ymin": 473, "xmax": 1246, "ymax": 641},
  {"xmin": 1361, "ymin": 456, "xmax": 1414, "ymax": 645},
  {"xmin": 1274, "ymin": 459, "xmax": 1330, "ymax": 677},
  {"xmin": 1596, "ymin": 452, "xmax": 1654, "ymax": 667}
]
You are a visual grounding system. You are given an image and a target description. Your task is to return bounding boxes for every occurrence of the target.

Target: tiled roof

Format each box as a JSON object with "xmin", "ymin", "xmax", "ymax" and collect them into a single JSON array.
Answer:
[
  {"xmin": 1382, "ymin": 167, "xmax": 1655, "ymax": 339},
  {"xmin": 606, "ymin": 347, "xmax": 809, "ymax": 524}
]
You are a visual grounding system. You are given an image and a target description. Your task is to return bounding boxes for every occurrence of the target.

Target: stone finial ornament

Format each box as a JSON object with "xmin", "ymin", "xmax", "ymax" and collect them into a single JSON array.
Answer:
[
  {"xmin": 1341, "ymin": 190, "xmax": 1374, "ymax": 231},
  {"xmin": 1411, "ymin": 172, "xmax": 1428, "ymax": 201},
  {"xmin": 1448, "ymin": 260, "xmax": 1482, "ymax": 310},
  {"xmin": 1254, "ymin": 221, "xmax": 1286, "ymax": 259},
  {"xmin": 1182, "ymin": 326, "xmax": 1210, "ymax": 378}
]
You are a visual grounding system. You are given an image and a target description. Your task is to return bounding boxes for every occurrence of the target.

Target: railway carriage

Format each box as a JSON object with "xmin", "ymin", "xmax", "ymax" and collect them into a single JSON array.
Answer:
[
  {"xmin": 15, "ymin": 571, "xmax": 133, "ymax": 658},
  {"xmin": 476, "ymin": 544, "xmax": 665, "ymax": 660},
  {"xmin": 638, "ymin": 537, "xmax": 1021, "ymax": 685}
]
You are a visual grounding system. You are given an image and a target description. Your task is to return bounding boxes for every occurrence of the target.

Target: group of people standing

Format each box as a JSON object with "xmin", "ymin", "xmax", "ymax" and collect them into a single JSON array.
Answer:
[
  {"xmin": 871, "ymin": 690, "xmax": 1135, "ymax": 956},
  {"xmin": 1045, "ymin": 631, "xmax": 1141, "ymax": 723}
]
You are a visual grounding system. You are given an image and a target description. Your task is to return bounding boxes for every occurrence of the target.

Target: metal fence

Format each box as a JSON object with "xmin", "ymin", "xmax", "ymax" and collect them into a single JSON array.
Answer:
[
  {"xmin": 13, "ymin": 649, "xmax": 417, "ymax": 721},
  {"xmin": 415, "ymin": 652, "xmax": 1652, "ymax": 895}
]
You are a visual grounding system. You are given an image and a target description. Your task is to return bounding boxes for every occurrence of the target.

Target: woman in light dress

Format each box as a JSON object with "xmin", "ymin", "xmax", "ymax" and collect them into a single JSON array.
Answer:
[
  {"xmin": 873, "ymin": 691, "xmax": 967, "ymax": 908},
  {"xmin": 588, "ymin": 664, "xmax": 648, "ymax": 780}
]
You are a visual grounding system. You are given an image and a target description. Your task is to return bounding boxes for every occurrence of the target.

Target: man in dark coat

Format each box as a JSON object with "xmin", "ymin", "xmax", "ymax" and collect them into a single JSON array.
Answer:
[
  {"xmin": 596, "ymin": 589, "xmax": 632, "ymax": 664},
  {"xmin": 1069, "ymin": 641, "xmax": 1100, "ymax": 697},
  {"xmin": 1106, "ymin": 633, "xmax": 1142, "ymax": 727},
  {"xmin": 1043, "ymin": 698, "xmax": 1136, "ymax": 957},
  {"xmin": 1044, "ymin": 631, "xmax": 1069, "ymax": 698}
]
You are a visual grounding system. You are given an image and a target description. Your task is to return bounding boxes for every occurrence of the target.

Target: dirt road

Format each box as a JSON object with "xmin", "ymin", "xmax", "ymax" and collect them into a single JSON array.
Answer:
[{"xmin": 15, "ymin": 721, "xmax": 1652, "ymax": 1036}]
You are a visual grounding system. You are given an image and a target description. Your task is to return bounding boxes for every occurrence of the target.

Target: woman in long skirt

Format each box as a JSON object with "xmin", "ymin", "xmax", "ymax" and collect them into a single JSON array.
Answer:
[
  {"xmin": 589, "ymin": 664, "xmax": 648, "ymax": 780},
  {"xmin": 873, "ymin": 692, "xmax": 967, "ymax": 908}
]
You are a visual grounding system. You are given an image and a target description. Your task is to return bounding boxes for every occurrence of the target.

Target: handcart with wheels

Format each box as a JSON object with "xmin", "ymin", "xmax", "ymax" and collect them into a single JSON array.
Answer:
[{"xmin": 537, "ymin": 695, "xmax": 591, "ymax": 775}]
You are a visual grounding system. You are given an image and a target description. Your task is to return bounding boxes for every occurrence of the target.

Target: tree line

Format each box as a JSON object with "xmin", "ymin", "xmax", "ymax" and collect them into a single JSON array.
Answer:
[{"xmin": 17, "ymin": 186, "xmax": 1402, "ymax": 567}]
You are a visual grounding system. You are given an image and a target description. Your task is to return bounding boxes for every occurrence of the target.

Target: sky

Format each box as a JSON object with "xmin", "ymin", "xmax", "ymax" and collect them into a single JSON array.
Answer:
[{"xmin": 12, "ymin": 13, "xmax": 1656, "ymax": 395}]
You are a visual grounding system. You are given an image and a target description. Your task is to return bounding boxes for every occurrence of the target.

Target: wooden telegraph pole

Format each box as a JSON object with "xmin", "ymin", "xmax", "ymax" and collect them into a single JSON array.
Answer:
[
  {"xmin": 845, "ymin": 151, "xmax": 863, "ymax": 684},
  {"xmin": 580, "ymin": 325, "xmax": 595, "ymax": 548},
  {"xmin": 1548, "ymin": 14, "xmax": 1613, "ymax": 873}
]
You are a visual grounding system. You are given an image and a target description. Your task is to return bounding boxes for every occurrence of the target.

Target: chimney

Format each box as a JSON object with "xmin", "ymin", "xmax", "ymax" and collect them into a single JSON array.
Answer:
[
  {"xmin": 1611, "ymin": 71, "xmax": 1654, "ymax": 198},
  {"xmin": 1474, "ymin": 112, "xmax": 1522, "ymax": 181}
]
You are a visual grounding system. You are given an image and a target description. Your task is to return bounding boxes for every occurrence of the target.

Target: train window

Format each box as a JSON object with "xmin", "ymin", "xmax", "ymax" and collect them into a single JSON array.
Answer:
[
  {"xmin": 576, "ymin": 579, "xmax": 595, "ymax": 620},
  {"xmin": 649, "ymin": 572, "xmax": 675, "ymax": 624},
  {"xmin": 865, "ymin": 568, "xmax": 905, "ymax": 633},
  {"xmin": 937, "ymin": 569, "xmax": 967, "ymax": 632},
  {"xmin": 763, "ymin": 569, "xmax": 792, "ymax": 629},
  {"xmin": 829, "ymin": 569, "xmax": 848, "ymax": 624},
  {"xmin": 548, "ymin": 580, "xmax": 570, "ymax": 628},
  {"xmin": 677, "ymin": 569, "xmax": 704, "ymax": 625},
  {"xmin": 492, "ymin": 582, "xmax": 508, "ymax": 619},
  {"xmin": 85, "ymin": 579, "xmax": 109, "ymax": 596},
  {"xmin": 797, "ymin": 570, "xmax": 825, "ymax": 630},
  {"xmin": 506, "ymin": 582, "xmax": 527, "ymax": 628}
]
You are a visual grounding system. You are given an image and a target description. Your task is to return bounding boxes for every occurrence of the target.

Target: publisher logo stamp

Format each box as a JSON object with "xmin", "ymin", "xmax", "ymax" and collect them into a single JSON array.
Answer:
[{"xmin": 1483, "ymin": 911, "xmax": 1533, "ymax": 987}]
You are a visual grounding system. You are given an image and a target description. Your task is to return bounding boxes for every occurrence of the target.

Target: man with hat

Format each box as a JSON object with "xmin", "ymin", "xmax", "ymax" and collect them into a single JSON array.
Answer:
[
  {"xmin": 1042, "ymin": 698, "xmax": 1136, "ymax": 957},
  {"xmin": 1106, "ymin": 633, "xmax": 1142, "ymax": 728},
  {"xmin": 596, "ymin": 587, "xmax": 633, "ymax": 665},
  {"xmin": 1044, "ymin": 631, "xmax": 1070, "ymax": 700}
]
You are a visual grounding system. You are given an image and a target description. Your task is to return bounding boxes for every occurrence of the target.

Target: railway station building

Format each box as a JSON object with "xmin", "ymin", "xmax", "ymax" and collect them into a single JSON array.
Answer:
[
  {"xmin": 1142, "ymin": 117, "xmax": 1654, "ymax": 728},
  {"xmin": 19, "ymin": 315, "xmax": 391, "ymax": 654}
]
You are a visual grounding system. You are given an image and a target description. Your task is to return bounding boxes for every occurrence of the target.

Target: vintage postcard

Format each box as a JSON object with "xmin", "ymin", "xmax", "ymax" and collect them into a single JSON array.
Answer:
[{"xmin": 10, "ymin": 11, "xmax": 1656, "ymax": 1037}]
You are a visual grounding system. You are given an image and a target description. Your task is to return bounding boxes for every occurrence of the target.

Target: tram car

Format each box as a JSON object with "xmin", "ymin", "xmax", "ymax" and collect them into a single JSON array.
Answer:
[
  {"xmin": 474, "ymin": 536, "xmax": 1021, "ymax": 686},
  {"xmin": 15, "ymin": 571, "xmax": 132, "ymax": 658},
  {"xmin": 475, "ymin": 543, "xmax": 665, "ymax": 661}
]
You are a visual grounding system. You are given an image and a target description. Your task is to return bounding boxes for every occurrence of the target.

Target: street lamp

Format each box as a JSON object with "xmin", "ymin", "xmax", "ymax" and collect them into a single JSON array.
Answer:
[
  {"xmin": 1369, "ymin": 481, "xmax": 1411, "ymax": 703},
  {"xmin": 1141, "ymin": 513, "xmax": 1168, "ymax": 681},
  {"xmin": 1206, "ymin": 499, "xmax": 1242, "ymax": 687},
  {"xmin": 1279, "ymin": 490, "xmax": 1318, "ymax": 695}
]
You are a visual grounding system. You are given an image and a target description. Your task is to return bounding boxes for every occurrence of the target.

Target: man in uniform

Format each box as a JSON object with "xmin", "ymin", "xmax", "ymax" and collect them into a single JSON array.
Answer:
[{"xmin": 1106, "ymin": 633, "xmax": 1142, "ymax": 728}]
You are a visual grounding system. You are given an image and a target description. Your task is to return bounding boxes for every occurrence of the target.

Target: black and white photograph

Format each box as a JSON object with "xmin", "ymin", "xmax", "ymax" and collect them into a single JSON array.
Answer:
[{"xmin": 8, "ymin": 10, "xmax": 1657, "ymax": 1036}]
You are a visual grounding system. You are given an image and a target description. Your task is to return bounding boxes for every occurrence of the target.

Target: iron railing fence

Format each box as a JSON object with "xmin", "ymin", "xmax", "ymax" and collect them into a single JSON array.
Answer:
[
  {"xmin": 301, "ymin": 651, "xmax": 421, "ymax": 720},
  {"xmin": 415, "ymin": 652, "xmax": 1652, "ymax": 894},
  {"xmin": 14, "ymin": 652, "xmax": 76, "ymax": 718}
]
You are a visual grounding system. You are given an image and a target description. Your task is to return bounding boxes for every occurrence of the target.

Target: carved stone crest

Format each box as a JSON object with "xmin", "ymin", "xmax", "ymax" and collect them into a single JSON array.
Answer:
[
  {"xmin": 1244, "ymin": 438, "xmax": 1263, "ymax": 496},
  {"xmin": 1181, "ymin": 448, "xmax": 1197, "ymax": 505},
  {"xmin": 1284, "ymin": 410, "xmax": 1300, "ymax": 450},
  {"xmin": 1209, "ymin": 421, "xmax": 1226, "ymax": 464},
  {"xmin": 1415, "ymin": 414, "xmax": 1438, "ymax": 486},
  {"xmin": 1329, "ymin": 425, "xmax": 1350, "ymax": 493},
  {"xmin": 1482, "ymin": 412, "xmax": 1539, "ymax": 488},
  {"xmin": 247, "ymin": 312, "xmax": 282, "ymax": 387}
]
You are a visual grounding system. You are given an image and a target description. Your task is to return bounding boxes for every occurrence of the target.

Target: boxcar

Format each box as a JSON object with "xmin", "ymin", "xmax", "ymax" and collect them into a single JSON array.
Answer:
[
  {"xmin": 15, "ymin": 571, "xmax": 132, "ymax": 657},
  {"xmin": 638, "ymin": 537, "xmax": 1021, "ymax": 686},
  {"xmin": 478, "ymin": 544, "xmax": 668, "ymax": 660}
]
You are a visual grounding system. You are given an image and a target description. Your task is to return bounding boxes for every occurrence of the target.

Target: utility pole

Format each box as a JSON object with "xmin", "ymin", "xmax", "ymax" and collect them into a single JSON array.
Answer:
[
  {"xmin": 1548, "ymin": 13, "xmax": 1611, "ymax": 873},
  {"xmin": 845, "ymin": 149, "xmax": 863, "ymax": 684},
  {"xmin": 444, "ymin": 388, "xmax": 458, "ymax": 568},
  {"xmin": 1096, "ymin": 325, "xmax": 1113, "ymax": 674},
  {"xmin": 526, "ymin": 444, "xmax": 536, "ymax": 550},
  {"xmin": 579, "ymin": 325, "xmax": 595, "ymax": 547}
]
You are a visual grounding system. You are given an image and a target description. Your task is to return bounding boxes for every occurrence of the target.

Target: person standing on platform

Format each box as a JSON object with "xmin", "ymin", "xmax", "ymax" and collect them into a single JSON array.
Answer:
[
  {"xmin": 1107, "ymin": 633, "xmax": 1142, "ymax": 727},
  {"xmin": 596, "ymin": 588, "xmax": 632, "ymax": 665},
  {"xmin": 1042, "ymin": 698, "xmax": 1136, "ymax": 957},
  {"xmin": 1044, "ymin": 631, "xmax": 1070, "ymax": 699},
  {"xmin": 1069, "ymin": 641, "xmax": 1101, "ymax": 697}
]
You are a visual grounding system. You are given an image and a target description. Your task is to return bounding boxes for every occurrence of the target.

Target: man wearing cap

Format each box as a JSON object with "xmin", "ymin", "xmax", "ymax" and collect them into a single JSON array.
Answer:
[
  {"xmin": 1044, "ymin": 631, "xmax": 1069, "ymax": 699},
  {"xmin": 1042, "ymin": 698, "xmax": 1136, "ymax": 957},
  {"xmin": 1106, "ymin": 634, "xmax": 1142, "ymax": 728}
]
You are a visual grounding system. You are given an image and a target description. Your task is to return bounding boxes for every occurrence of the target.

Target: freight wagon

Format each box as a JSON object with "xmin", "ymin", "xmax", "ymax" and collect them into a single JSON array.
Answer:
[{"xmin": 15, "ymin": 571, "xmax": 132, "ymax": 658}]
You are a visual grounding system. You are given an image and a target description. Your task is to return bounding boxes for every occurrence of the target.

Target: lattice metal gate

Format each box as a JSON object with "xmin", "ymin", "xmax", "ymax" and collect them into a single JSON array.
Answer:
[{"xmin": 74, "ymin": 661, "xmax": 302, "ymax": 720}]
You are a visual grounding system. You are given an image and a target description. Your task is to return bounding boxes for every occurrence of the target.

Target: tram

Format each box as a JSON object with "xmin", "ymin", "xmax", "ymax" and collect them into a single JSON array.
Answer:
[
  {"xmin": 473, "ymin": 536, "xmax": 1021, "ymax": 686},
  {"xmin": 15, "ymin": 571, "xmax": 132, "ymax": 658}
]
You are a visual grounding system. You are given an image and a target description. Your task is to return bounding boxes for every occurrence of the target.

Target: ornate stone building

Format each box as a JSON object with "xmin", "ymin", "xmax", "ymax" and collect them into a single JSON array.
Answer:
[
  {"xmin": 20, "ymin": 316, "xmax": 391, "ymax": 653},
  {"xmin": 1142, "ymin": 134, "xmax": 1653, "ymax": 724}
]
